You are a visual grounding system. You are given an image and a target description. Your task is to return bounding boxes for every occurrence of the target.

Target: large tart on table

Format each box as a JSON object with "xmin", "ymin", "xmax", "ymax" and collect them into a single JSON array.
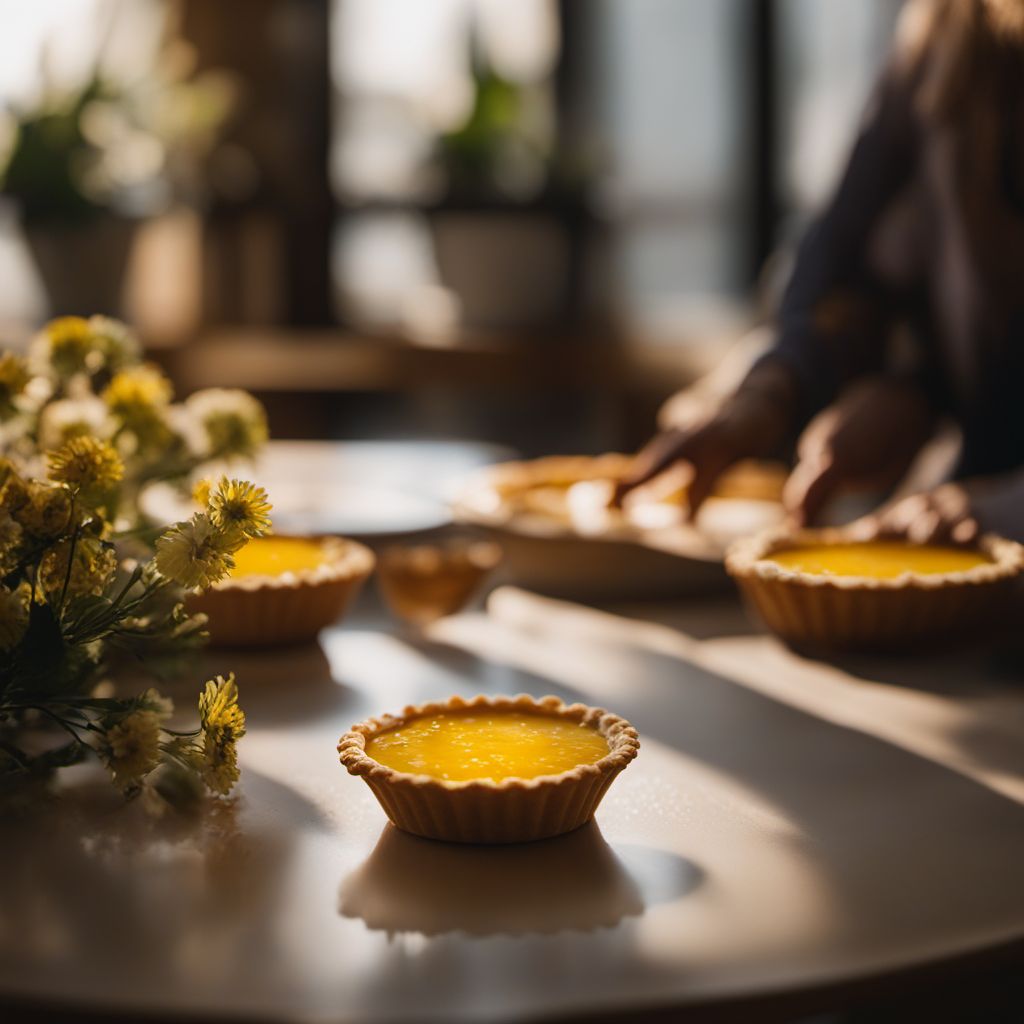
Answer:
[
  {"xmin": 190, "ymin": 534, "xmax": 375, "ymax": 648},
  {"xmin": 726, "ymin": 528, "xmax": 1024, "ymax": 653},
  {"xmin": 338, "ymin": 694, "xmax": 639, "ymax": 844}
]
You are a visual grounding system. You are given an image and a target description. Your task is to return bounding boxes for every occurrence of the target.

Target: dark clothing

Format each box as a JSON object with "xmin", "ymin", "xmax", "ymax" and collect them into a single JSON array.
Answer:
[{"xmin": 763, "ymin": 41, "xmax": 1024, "ymax": 477}]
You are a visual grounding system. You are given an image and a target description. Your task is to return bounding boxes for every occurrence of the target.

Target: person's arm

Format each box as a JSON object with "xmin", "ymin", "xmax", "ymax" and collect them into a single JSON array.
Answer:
[
  {"xmin": 618, "ymin": 55, "xmax": 923, "ymax": 514},
  {"xmin": 765, "ymin": 55, "xmax": 922, "ymax": 425}
]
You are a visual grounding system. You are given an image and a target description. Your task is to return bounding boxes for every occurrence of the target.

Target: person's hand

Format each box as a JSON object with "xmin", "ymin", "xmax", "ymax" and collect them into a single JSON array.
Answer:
[
  {"xmin": 614, "ymin": 383, "xmax": 794, "ymax": 518},
  {"xmin": 783, "ymin": 376, "xmax": 935, "ymax": 526},
  {"xmin": 851, "ymin": 482, "xmax": 979, "ymax": 544}
]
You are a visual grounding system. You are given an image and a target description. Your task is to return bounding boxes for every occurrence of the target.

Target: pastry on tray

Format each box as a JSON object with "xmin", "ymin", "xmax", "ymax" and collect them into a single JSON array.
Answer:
[
  {"xmin": 455, "ymin": 453, "xmax": 786, "ymax": 538},
  {"xmin": 190, "ymin": 535, "xmax": 375, "ymax": 647},
  {"xmin": 726, "ymin": 528, "xmax": 1024, "ymax": 653},
  {"xmin": 338, "ymin": 694, "xmax": 639, "ymax": 843}
]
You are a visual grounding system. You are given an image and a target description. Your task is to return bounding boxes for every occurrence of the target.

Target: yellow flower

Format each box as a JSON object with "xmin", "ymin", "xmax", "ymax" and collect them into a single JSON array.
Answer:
[
  {"xmin": 16, "ymin": 482, "xmax": 72, "ymax": 539},
  {"xmin": 0, "ymin": 584, "xmax": 30, "ymax": 650},
  {"xmin": 199, "ymin": 674, "xmax": 246, "ymax": 796},
  {"xmin": 103, "ymin": 364, "xmax": 172, "ymax": 421},
  {"xmin": 199, "ymin": 673, "xmax": 246, "ymax": 736},
  {"xmin": 0, "ymin": 351, "xmax": 30, "ymax": 417},
  {"xmin": 208, "ymin": 478, "xmax": 272, "ymax": 539},
  {"xmin": 39, "ymin": 536, "xmax": 118, "ymax": 599},
  {"xmin": 88, "ymin": 316, "xmax": 139, "ymax": 371},
  {"xmin": 42, "ymin": 317, "xmax": 95, "ymax": 377},
  {"xmin": 186, "ymin": 388, "xmax": 268, "ymax": 459},
  {"xmin": 47, "ymin": 436, "xmax": 124, "ymax": 495},
  {"xmin": 192, "ymin": 477, "xmax": 212, "ymax": 508},
  {"xmin": 154, "ymin": 513, "xmax": 236, "ymax": 590},
  {"xmin": 102, "ymin": 710, "xmax": 163, "ymax": 790}
]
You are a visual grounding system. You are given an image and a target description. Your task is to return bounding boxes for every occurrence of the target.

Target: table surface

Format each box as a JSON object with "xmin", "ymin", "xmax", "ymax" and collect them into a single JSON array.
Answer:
[{"xmin": 3, "ymin": 442, "xmax": 1024, "ymax": 1023}]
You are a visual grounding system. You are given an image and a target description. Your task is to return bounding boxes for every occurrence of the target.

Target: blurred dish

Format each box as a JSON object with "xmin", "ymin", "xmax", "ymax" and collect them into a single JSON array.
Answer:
[
  {"xmin": 726, "ymin": 528, "xmax": 1024, "ymax": 653},
  {"xmin": 143, "ymin": 480, "xmax": 449, "ymax": 539},
  {"xmin": 189, "ymin": 535, "xmax": 375, "ymax": 648},
  {"xmin": 378, "ymin": 538, "xmax": 502, "ymax": 626},
  {"xmin": 452, "ymin": 455, "xmax": 788, "ymax": 590}
]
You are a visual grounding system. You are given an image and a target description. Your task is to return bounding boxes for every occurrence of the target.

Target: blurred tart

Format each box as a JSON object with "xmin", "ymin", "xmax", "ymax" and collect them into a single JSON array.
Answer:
[
  {"xmin": 338, "ymin": 694, "xmax": 639, "ymax": 843},
  {"xmin": 726, "ymin": 528, "xmax": 1024, "ymax": 652},
  {"xmin": 460, "ymin": 453, "xmax": 786, "ymax": 532},
  {"xmin": 190, "ymin": 535, "xmax": 374, "ymax": 648}
]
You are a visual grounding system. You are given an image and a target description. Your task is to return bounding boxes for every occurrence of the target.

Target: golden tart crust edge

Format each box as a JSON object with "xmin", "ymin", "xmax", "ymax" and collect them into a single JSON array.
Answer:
[
  {"xmin": 725, "ymin": 528, "xmax": 1024, "ymax": 652},
  {"xmin": 338, "ymin": 694, "xmax": 640, "ymax": 844},
  {"xmin": 189, "ymin": 536, "xmax": 375, "ymax": 648}
]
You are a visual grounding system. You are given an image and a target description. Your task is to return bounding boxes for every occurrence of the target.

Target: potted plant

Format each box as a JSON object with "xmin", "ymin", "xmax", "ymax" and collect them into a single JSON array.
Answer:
[
  {"xmin": 426, "ymin": 31, "xmax": 592, "ymax": 334},
  {"xmin": 0, "ymin": 41, "xmax": 233, "ymax": 318}
]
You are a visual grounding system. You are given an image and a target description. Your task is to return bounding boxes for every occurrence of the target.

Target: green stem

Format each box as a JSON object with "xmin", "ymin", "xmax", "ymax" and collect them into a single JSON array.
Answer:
[{"xmin": 57, "ymin": 495, "xmax": 80, "ymax": 613}]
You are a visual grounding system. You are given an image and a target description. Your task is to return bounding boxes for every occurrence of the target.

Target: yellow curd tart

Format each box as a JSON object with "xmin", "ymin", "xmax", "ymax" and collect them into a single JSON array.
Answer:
[
  {"xmin": 726, "ymin": 528, "xmax": 1024, "ymax": 653},
  {"xmin": 189, "ymin": 534, "xmax": 375, "ymax": 648},
  {"xmin": 338, "ymin": 695, "xmax": 639, "ymax": 843}
]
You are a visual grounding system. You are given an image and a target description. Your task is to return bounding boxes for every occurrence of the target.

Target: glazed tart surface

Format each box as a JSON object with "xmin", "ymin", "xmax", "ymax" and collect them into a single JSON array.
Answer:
[
  {"xmin": 189, "ymin": 535, "xmax": 374, "ymax": 648},
  {"xmin": 726, "ymin": 529, "xmax": 1024, "ymax": 653},
  {"xmin": 339, "ymin": 694, "xmax": 639, "ymax": 844}
]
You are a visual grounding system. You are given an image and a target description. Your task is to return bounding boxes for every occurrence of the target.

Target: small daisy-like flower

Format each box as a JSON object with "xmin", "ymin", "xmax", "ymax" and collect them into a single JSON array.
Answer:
[
  {"xmin": 47, "ymin": 436, "xmax": 124, "ymax": 495},
  {"xmin": 39, "ymin": 536, "xmax": 118, "ymax": 599},
  {"xmin": 208, "ymin": 478, "xmax": 272, "ymax": 539},
  {"xmin": 186, "ymin": 388, "xmax": 268, "ymax": 459},
  {"xmin": 199, "ymin": 674, "xmax": 246, "ymax": 737},
  {"xmin": 102, "ymin": 365, "xmax": 172, "ymax": 449},
  {"xmin": 38, "ymin": 396, "xmax": 112, "ymax": 450},
  {"xmin": 192, "ymin": 477, "xmax": 212, "ymax": 508},
  {"xmin": 101, "ymin": 709, "xmax": 163, "ymax": 790},
  {"xmin": 0, "ymin": 352, "xmax": 30, "ymax": 418},
  {"xmin": 0, "ymin": 583, "xmax": 30, "ymax": 650},
  {"xmin": 154, "ymin": 513, "xmax": 236, "ymax": 590},
  {"xmin": 88, "ymin": 316, "xmax": 140, "ymax": 372},
  {"xmin": 16, "ymin": 482, "xmax": 72, "ymax": 539},
  {"xmin": 198, "ymin": 675, "xmax": 246, "ymax": 796},
  {"xmin": 40, "ymin": 317, "xmax": 96, "ymax": 377},
  {"xmin": 103, "ymin": 364, "xmax": 172, "ymax": 419}
]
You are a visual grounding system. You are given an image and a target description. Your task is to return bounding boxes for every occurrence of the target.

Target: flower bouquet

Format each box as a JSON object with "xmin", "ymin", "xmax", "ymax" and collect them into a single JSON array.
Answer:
[{"xmin": 0, "ymin": 317, "xmax": 271, "ymax": 811}]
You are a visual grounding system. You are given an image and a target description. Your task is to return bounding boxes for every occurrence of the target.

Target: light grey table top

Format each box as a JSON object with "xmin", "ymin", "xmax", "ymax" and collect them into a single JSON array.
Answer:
[{"xmin": 2, "ymin": 582, "xmax": 1023, "ymax": 1023}]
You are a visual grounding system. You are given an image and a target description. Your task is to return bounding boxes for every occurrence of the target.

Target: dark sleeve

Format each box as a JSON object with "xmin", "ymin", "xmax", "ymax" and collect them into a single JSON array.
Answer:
[{"xmin": 758, "ymin": 61, "xmax": 922, "ymax": 426}]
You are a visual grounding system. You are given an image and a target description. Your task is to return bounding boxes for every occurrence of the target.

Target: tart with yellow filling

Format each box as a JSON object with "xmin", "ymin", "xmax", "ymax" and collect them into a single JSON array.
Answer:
[
  {"xmin": 726, "ymin": 528, "xmax": 1024, "ymax": 652},
  {"xmin": 190, "ymin": 535, "xmax": 375, "ymax": 647},
  {"xmin": 338, "ymin": 694, "xmax": 639, "ymax": 843}
]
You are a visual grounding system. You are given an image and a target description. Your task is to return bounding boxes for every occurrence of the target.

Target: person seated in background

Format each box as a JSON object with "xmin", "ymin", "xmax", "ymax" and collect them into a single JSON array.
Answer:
[{"xmin": 618, "ymin": 0, "xmax": 1024, "ymax": 544}]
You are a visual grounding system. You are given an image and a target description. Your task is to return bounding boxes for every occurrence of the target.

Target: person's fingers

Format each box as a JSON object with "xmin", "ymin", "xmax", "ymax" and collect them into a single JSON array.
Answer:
[
  {"xmin": 951, "ymin": 516, "xmax": 980, "ymax": 545},
  {"xmin": 907, "ymin": 507, "xmax": 941, "ymax": 544},
  {"xmin": 846, "ymin": 514, "xmax": 882, "ymax": 541},
  {"xmin": 612, "ymin": 429, "xmax": 688, "ymax": 505},
  {"xmin": 783, "ymin": 454, "xmax": 844, "ymax": 527},
  {"xmin": 685, "ymin": 453, "xmax": 733, "ymax": 520}
]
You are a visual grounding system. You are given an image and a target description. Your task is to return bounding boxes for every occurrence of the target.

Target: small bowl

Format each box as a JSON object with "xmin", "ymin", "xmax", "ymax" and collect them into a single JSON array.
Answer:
[{"xmin": 377, "ymin": 538, "xmax": 502, "ymax": 626}]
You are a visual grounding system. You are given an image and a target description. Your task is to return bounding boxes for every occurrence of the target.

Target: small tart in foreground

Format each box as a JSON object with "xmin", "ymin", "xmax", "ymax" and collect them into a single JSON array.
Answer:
[
  {"xmin": 189, "ymin": 535, "xmax": 375, "ymax": 648},
  {"xmin": 726, "ymin": 528, "xmax": 1024, "ymax": 653},
  {"xmin": 338, "ymin": 694, "xmax": 640, "ymax": 844}
]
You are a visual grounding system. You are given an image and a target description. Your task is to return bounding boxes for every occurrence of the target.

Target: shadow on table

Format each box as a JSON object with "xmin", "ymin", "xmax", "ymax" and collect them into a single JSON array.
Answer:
[
  {"xmin": 339, "ymin": 821, "xmax": 700, "ymax": 937},
  {"xmin": 424, "ymin": 593, "xmax": 1024, "ymax": 960},
  {"xmin": 0, "ymin": 768, "xmax": 321, "ymax": 1002},
  {"xmin": 197, "ymin": 639, "xmax": 360, "ymax": 726}
]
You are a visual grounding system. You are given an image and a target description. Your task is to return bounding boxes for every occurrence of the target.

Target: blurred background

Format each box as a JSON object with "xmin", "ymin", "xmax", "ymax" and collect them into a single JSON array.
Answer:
[{"xmin": 0, "ymin": 0, "xmax": 902, "ymax": 456}]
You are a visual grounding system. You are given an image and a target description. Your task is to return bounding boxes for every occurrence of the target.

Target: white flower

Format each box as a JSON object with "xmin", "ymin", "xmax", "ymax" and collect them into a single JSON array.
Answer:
[
  {"xmin": 38, "ymin": 396, "xmax": 113, "ymax": 451},
  {"xmin": 184, "ymin": 388, "xmax": 268, "ymax": 459}
]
